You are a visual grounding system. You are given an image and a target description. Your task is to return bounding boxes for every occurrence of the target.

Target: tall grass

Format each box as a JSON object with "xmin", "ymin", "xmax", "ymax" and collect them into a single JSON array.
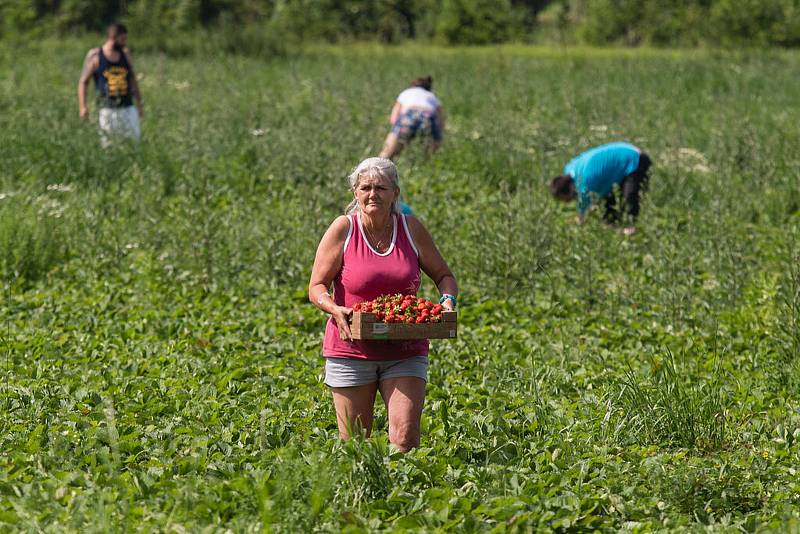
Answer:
[{"xmin": 612, "ymin": 349, "xmax": 730, "ymax": 450}]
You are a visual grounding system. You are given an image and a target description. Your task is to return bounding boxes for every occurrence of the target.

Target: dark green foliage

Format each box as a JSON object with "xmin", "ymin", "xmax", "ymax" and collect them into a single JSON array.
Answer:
[
  {"xmin": 436, "ymin": 0, "xmax": 514, "ymax": 44},
  {"xmin": 3, "ymin": 0, "xmax": 800, "ymax": 48},
  {"xmin": 578, "ymin": 0, "xmax": 800, "ymax": 47}
]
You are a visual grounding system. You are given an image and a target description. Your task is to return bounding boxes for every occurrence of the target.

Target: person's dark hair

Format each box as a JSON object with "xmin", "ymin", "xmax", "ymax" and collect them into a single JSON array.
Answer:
[
  {"xmin": 107, "ymin": 23, "xmax": 128, "ymax": 38},
  {"xmin": 411, "ymin": 75, "xmax": 433, "ymax": 91},
  {"xmin": 550, "ymin": 175, "xmax": 577, "ymax": 201}
]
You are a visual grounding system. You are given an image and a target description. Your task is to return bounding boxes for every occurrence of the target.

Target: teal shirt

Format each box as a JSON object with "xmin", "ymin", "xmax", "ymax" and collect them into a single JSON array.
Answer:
[{"xmin": 564, "ymin": 142, "xmax": 641, "ymax": 214}]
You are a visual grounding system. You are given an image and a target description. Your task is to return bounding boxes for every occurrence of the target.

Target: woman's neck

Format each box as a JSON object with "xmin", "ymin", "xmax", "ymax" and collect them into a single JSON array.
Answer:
[{"xmin": 361, "ymin": 211, "xmax": 392, "ymax": 232}]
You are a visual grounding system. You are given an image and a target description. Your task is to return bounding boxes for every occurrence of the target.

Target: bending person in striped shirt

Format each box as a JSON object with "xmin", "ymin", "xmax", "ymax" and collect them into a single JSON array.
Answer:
[{"xmin": 550, "ymin": 142, "xmax": 652, "ymax": 235}]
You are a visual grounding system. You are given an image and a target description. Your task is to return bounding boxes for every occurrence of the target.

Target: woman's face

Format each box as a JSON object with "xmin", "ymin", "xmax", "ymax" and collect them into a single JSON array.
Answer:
[{"xmin": 354, "ymin": 173, "xmax": 398, "ymax": 217}]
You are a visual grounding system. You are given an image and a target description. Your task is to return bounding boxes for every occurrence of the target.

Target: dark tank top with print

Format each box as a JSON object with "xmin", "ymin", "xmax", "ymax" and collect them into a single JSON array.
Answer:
[{"xmin": 93, "ymin": 48, "xmax": 134, "ymax": 108}]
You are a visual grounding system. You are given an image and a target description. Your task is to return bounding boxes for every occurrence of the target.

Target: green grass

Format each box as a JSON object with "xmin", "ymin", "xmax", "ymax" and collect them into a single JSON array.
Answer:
[{"xmin": 1, "ymin": 42, "xmax": 800, "ymax": 531}]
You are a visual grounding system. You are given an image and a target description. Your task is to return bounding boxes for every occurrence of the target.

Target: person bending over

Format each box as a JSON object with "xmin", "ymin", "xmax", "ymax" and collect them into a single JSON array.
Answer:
[
  {"xmin": 550, "ymin": 142, "xmax": 651, "ymax": 235},
  {"xmin": 380, "ymin": 76, "xmax": 445, "ymax": 160}
]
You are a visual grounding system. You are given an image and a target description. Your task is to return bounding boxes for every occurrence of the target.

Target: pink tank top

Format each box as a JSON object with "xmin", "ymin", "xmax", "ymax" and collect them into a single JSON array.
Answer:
[{"xmin": 323, "ymin": 212, "xmax": 428, "ymax": 360}]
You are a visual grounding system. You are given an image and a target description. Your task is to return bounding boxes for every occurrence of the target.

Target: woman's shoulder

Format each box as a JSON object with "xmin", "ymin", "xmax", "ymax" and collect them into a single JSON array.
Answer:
[
  {"xmin": 319, "ymin": 215, "xmax": 353, "ymax": 248},
  {"xmin": 330, "ymin": 214, "xmax": 352, "ymax": 233},
  {"xmin": 403, "ymin": 214, "xmax": 426, "ymax": 236}
]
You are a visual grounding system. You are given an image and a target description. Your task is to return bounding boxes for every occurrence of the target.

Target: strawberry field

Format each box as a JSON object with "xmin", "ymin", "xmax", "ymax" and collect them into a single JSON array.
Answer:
[{"xmin": 1, "ymin": 43, "xmax": 800, "ymax": 531}]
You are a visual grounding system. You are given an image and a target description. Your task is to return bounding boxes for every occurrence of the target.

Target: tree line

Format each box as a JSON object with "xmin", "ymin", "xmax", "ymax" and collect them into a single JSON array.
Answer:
[{"xmin": 3, "ymin": 0, "xmax": 799, "ymax": 51}]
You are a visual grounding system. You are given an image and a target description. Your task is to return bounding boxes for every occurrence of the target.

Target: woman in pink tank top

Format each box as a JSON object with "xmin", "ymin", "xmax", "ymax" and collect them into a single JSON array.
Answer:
[{"xmin": 309, "ymin": 157, "xmax": 458, "ymax": 452}]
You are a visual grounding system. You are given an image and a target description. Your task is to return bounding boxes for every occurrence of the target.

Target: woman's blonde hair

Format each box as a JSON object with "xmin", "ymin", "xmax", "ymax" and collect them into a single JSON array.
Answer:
[{"xmin": 346, "ymin": 157, "xmax": 401, "ymax": 214}]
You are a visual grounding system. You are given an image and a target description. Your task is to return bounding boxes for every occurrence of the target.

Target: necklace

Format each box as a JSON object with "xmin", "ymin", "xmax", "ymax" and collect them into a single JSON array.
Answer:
[{"xmin": 363, "ymin": 214, "xmax": 393, "ymax": 252}]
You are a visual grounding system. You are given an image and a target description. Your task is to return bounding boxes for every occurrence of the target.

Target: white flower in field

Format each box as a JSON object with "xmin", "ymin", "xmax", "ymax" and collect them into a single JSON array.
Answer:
[
  {"xmin": 678, "ymin": 147, "xmax": 705, "ymax": 160},
  {"xmin": 662, "ymin": 147, "xmax": 712, "ymax": 173},
  {"xmin": 34, "ymin": 195, "xmax": 64, "ymax": 217},
  {"xmin": 170, "ymin": 80, "xmax": 190, "ymax": 91},
  {"xmin": 703, "ymin": 277, "xmax": 720, "ymax": 290},
  {"xmin": 524, "ymin": 121, "xmax": 541, "ymax": 135},
  {"xmin": 590, "ymin": 124, "xmax": 608, "ymax": 133},
  {"xmin": 0, "ymin": 191, "xmax": 15, "ymax": 200},
  {"xmin": 46, "ymin": 183, "xmax": 74, "ymax": 193},
  {"xmin": 251, "ymin": 128, "xmax": 267, "ymax": 137},
  {"xmin": 125, "ymin": 243, "xmax": 139, "ymax": 250},
  {"xmin": 470, "ymin": 130, "xmax": 482, "ymax": 140}
]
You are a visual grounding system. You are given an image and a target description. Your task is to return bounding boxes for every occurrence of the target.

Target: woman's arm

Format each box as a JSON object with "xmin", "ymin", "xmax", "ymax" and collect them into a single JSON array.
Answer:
[
  {"xmin": 389, "ymin": 102, "xmax": 402, "ymax": 125},
  {"xmin": 407, "ymin": 216, "xmax": 458, "ymax": 310},
  {"xmin": 309, "ymin": 216, "xmax": 354, "ymax": 339}
]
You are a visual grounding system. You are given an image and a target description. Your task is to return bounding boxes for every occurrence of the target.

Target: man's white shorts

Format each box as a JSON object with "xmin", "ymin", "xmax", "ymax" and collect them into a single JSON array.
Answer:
[{"xmin": 98, "ymin": 106, "xmax": 140, "ymax": 147}]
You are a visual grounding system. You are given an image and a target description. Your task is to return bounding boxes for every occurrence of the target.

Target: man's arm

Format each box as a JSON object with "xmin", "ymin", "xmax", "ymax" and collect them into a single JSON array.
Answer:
[
  {"xmin": 123, "ymin": 48, "xmax": 143, "ymax": 117},
  {"xmin": 78, "ymin": 49, "xmax": 98, "ymax": 120},
  {"xmin": 575, "ymin": 190, "xmax": 591, "ymax": 224}
]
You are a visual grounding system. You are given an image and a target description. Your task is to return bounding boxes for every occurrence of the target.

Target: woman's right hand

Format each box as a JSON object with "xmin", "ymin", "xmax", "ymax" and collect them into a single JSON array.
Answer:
[{"xmin": 331, "ymin": 306, "xmax": 353, "ymax": 340}]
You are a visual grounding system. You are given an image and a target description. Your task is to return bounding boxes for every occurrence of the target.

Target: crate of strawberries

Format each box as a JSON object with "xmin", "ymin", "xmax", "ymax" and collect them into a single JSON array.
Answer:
[{"xmin": 350, "ymin": 294, "xmax": 457, "ymax": 340}]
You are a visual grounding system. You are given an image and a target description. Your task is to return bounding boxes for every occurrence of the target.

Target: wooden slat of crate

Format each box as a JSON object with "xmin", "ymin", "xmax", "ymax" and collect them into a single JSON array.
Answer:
[{"xmin": 351, "ymin": 311, "xmax": 457, "ymax": 340}]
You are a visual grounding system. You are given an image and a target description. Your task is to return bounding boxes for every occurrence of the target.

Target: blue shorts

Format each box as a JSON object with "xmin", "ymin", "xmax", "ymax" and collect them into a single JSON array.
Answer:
[
  {"xmin": 391, "ymin": 109, "xmax": 442, "ymax": 142},
  {"xmin": 324, "ymin": 356, "xmax": 428, "ymax": 387}
]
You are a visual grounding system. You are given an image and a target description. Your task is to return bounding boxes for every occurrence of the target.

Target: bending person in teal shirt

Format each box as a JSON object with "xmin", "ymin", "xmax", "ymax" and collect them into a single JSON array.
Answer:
[{"xmin": 550, "ymin": 142, "xmax": 651, "ymax": 235}]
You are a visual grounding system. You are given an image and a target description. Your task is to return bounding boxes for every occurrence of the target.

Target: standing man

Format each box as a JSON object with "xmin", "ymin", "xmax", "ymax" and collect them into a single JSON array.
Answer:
[
  {"xmin": 78, "ymin": 23, "xmax": 142, "ymax": 146},
  {"xmin": 550, "ymin": 142, "xmax": 652, "ymax": 235}
]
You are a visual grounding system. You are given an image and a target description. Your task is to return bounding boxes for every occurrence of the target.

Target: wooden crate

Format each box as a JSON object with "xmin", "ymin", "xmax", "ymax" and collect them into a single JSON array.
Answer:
[{"xmin": 350, "ymin": 311, "xmax": 457, "ymax": 340}]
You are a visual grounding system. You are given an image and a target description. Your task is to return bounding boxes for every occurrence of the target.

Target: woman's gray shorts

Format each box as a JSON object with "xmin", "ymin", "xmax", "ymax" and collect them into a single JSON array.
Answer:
[{"xmin": 324, "ymin": 356, "xmax": 428, "ymax": 387}]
